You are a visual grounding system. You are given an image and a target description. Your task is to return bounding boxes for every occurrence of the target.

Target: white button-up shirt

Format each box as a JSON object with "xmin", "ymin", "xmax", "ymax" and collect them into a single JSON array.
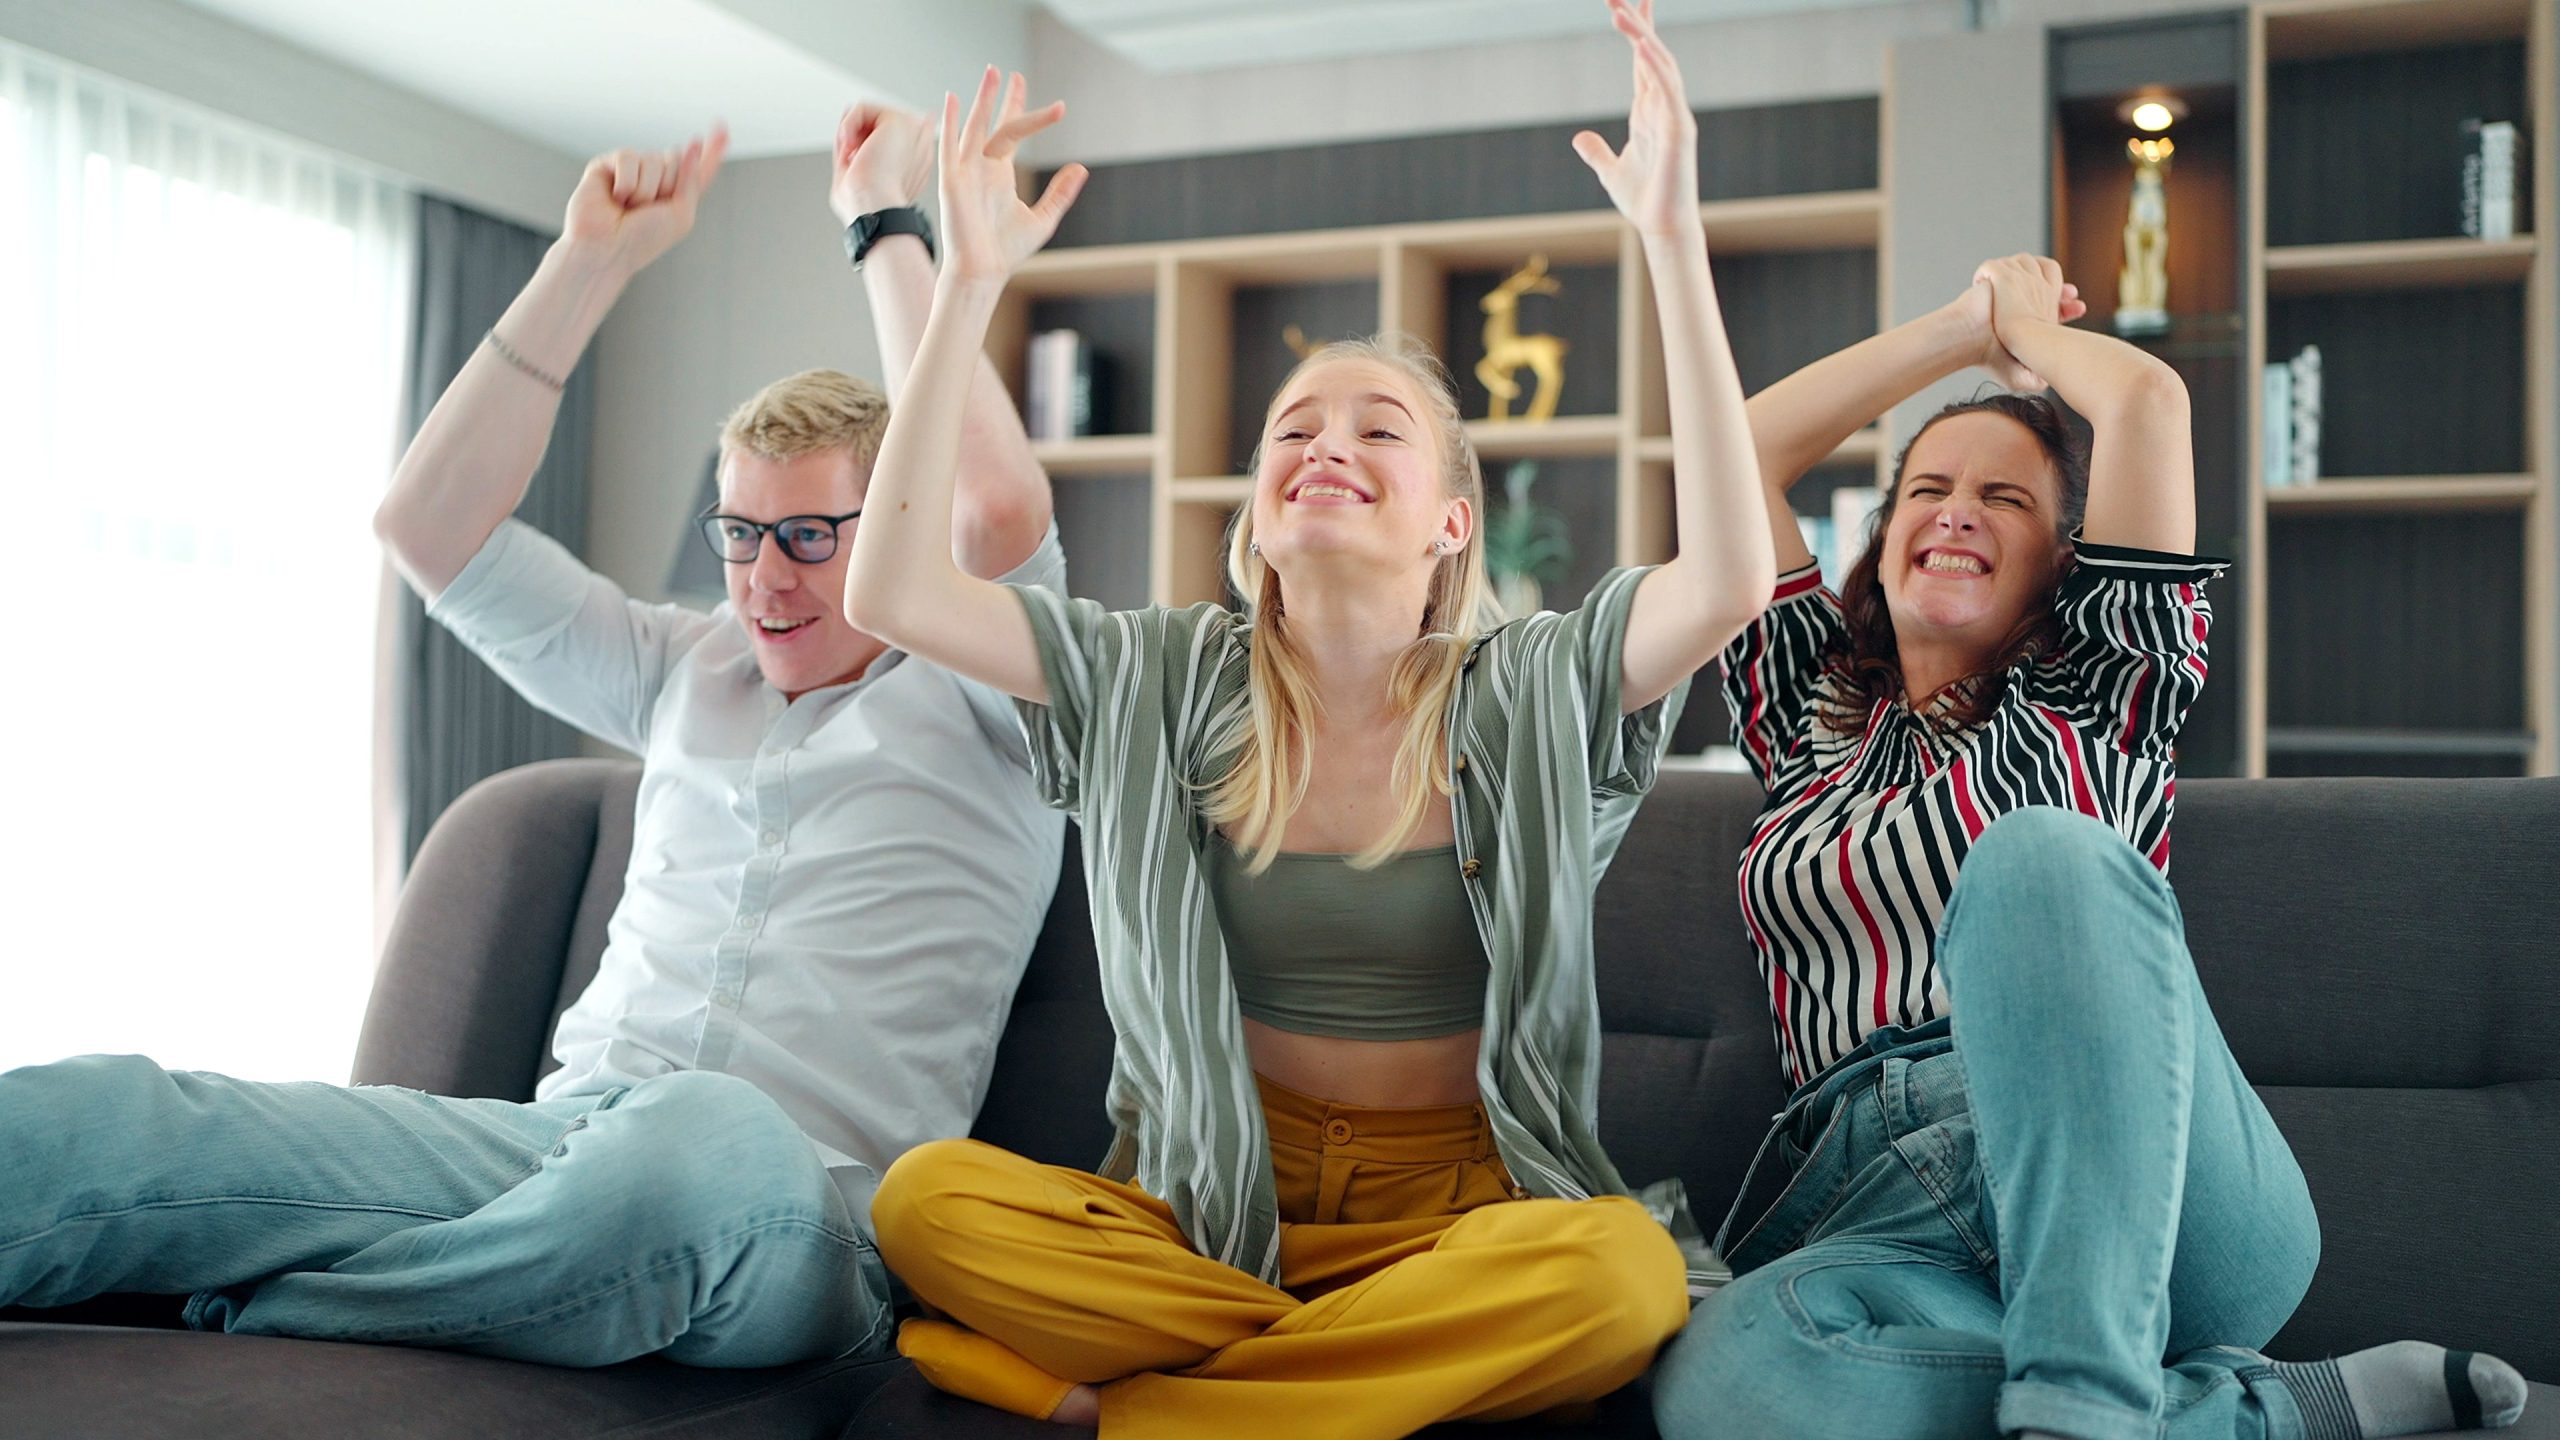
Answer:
[{"xmin": 429, "ymin": 519, "xmax": 1067, "ymax": 1222}]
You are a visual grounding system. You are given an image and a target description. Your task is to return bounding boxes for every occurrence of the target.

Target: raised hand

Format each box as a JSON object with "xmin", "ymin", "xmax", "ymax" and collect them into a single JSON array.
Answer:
[
  {"xmin": 1973, "ymin": 253, "xmax": 2075, "ymax": 352},
  {"xmin": 562, "ymin": 126, "xmax": 729, "ymax": 277},
  {"xmin": 1959, "ymin": 262, "xmax": 2087, "ymax": 391},
  {"xmin": 1571, "ymin": 0, "xmax": 1699, "ymax": 240},
  {"xmin": 936, "ymin": 68, "xmax": 1087, "ymax": 289},
  {"xmin": 832, "ymin": 102, "xmax": 936, "ymax": 225}
]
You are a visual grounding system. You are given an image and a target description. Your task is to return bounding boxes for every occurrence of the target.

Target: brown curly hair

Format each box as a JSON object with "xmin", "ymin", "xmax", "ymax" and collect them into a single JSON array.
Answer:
[{"xmin": 1820, "ymin": 393, "xmax": 2090, "ymax": 734}]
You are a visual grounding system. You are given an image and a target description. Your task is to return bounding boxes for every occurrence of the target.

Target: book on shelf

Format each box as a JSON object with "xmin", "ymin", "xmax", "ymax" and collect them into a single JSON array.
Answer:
[
  {"xmin": 1025, "ymin": 329, "xmax": 1095, "ymax": 441},
  {"xmin": 1829, "ymin": 486, "xmax": 1880, "ymax": 579},
  {"xmin": 2286, "ymin": 345, "xmax": 2322, "ymax": 486},
  {"xmin": 2260, "ymin": 346, "xmax": 2322, "ymax": 490},
  {"xmin": 2261, "ymin": 361, "xmax": 2293, "ymax": 488},
  {"xmin": 2460, "ymin": 119, "xmax": 2518, "ymax": 242}
]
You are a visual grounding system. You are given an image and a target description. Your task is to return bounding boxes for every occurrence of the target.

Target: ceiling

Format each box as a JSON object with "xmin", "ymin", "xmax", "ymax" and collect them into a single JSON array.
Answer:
[
  {"xmin": 1041, "ymin": 0, "xmax": 1894, "ymax": 72},
  {"xmin": 170, "ymin": 0, "xmax": 1031, "ymax": 158},
  {"xmin": 170, "ymin": 0, "xmax": 1877, "ymax": 159}
]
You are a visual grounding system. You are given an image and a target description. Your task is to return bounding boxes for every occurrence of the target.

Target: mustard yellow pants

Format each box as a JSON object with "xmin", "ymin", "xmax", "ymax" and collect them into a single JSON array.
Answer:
[{"xmin": 869, "ymin": 1075, "xmax": 1691, "ymax": 1439}]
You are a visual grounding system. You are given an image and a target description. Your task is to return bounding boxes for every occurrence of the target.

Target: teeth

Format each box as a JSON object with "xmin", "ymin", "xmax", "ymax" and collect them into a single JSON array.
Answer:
[
  {"xmin": 1295, "ymin": 482, "xmax": 1360, "ymax": 501},
  {"xmin": 1922, "ymin": 553, "xmax": 1986, "ymax": 575},
  {"xmin": 758, "ymin": 617, "xmax": 805, "ymax": 632}
]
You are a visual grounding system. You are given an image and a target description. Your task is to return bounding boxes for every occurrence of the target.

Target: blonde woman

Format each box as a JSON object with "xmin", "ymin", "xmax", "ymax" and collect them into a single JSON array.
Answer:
[{"xmin": 844, "ymin": 4, "xmax": 1769, "ymax": 1435}]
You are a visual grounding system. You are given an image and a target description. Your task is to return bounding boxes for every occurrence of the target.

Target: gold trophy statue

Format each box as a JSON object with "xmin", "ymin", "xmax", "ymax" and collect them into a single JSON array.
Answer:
[
  {"xmin": 2112, "ymin": 94, "xmax": 2184, "ymax": 338},
  {"xmin": 1477, "ymin": 255, "xmax": 1569, "ymax": 423},
  {"xmin": 2115, "ymin": 136, "xmax": 2174, "ymax": 336}
]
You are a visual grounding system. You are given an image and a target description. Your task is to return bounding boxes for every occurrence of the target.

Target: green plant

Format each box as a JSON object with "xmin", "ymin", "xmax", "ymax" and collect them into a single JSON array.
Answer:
[{"xmin": 1481, "ymin": 460, "xmax": 1571, "ymax": 589}]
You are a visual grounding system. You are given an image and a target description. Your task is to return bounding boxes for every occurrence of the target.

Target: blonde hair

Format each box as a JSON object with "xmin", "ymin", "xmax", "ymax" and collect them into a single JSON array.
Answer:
[
  {"xmin": 1206, "ymin": 334, "xmax": 1494, "ymax": 873},
  {"xmin": 718, "ymin": 369, "xmax": 889, "ymax": 469}
]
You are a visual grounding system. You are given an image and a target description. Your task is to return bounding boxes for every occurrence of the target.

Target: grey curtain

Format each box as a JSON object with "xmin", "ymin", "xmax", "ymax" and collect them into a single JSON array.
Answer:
[{"xmin": 394, "ymin": 195, "xmax": 595, "ymax": 865}]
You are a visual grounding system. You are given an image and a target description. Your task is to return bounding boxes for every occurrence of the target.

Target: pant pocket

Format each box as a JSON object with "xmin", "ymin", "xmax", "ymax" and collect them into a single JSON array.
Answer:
[{"xmin": 1879, "ymin": 1059, "xmax": 1996, "ymax": 1271}]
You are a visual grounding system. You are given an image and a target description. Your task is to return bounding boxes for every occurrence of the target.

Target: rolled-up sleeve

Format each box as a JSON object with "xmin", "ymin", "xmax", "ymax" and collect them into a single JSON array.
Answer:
[
  {"xmin": 2054, "ymin": 536, "xmax": 2229, "ymax": 760},
  {"xmin": 1716, "ymin": 564, "xmax": 1843, "ymax": 792},
  {"xmin": 1484, "ymin": 565, "xmax": 1685, "ymax": 807},
  {"xmin": 426, "ymin": 519, "xmax": 717, "ymax": 754}
]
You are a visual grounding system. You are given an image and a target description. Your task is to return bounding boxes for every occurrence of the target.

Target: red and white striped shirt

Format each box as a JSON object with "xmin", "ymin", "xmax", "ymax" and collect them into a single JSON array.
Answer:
[{"xmin": 1717, "ymin": 538, "xmax": 2227, "ymax": 1086}]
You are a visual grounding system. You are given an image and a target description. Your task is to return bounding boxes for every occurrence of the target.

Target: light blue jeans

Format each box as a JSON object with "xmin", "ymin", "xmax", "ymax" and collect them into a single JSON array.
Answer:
[
  {"xmin": 0, "ymin": 1059, "xmax": 891, "ymax": 1367},
  {"xmin": 1655, "ymin": 807, "xmax": 2324, "ymax": 1440}
]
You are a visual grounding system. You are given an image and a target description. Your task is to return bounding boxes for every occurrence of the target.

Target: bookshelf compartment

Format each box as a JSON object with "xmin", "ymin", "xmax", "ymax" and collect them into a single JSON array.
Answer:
[
  {"xmin": 1022, "ymin": 292, "xmax": 1158, "ymax": 438},
  {"xmin": 1483, "ymin": 455, "xmax": 1618, "ymax": 619},
  {"xmin": 1715, "ymin": 248, "xmax": 1881, "ymax": 397},
  {"xmin": 2264, "ymin": 39, "xmax": 2529, "ymax": 246},
  {"xmin": 2054, "ymin": 91, "xmax": 2243, "ymax": 328},
  {"xmin": 1050, "ymin": 473, "xmax": 1155, "ymax": 613},
  {"xmin": 2264, "ymin": 283, "xmax": 2525, "ymax": 477},
  {"xmin": 1439, "ymin": 261, "xmax": 1620, "ymax": 424},
  {"xmin": 2264, "ymin": 510, "xmax": 2527, "ymax": 735}
]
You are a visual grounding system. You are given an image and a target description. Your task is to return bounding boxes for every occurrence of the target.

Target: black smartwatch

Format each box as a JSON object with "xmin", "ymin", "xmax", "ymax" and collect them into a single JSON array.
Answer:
[{"xmin": 845, "ymin": 207, "xmax": 936, "ymax": 268}]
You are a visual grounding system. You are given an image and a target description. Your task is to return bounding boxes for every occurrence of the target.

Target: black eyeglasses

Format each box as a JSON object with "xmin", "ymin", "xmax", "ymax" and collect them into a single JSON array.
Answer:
[{"xmin": 696, "ymin": 509, "xmax": 862, "ymax": 564}]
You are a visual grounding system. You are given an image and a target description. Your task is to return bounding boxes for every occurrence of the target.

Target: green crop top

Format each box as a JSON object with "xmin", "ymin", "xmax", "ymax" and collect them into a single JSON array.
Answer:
[{"xmin": 1203, "ymin": 838, "xmax": 1490, "ymax": 1041}]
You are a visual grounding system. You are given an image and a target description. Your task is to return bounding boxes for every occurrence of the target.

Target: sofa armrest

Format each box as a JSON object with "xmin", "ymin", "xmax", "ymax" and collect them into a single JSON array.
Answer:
[{"xmin": 351, "ymin": 758, "xmax": 636, "ymax": 1100}]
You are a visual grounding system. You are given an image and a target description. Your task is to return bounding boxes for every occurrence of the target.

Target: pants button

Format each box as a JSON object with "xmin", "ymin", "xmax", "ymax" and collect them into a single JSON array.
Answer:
[{"xmin": 1322, "ymin": 1118, "xmax": 1354, "ymax": 1145}]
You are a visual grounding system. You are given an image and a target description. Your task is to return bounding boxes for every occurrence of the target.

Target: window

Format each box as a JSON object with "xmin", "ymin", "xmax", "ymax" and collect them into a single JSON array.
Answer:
[{"xmin": 0, "ymin": 43, "xmax": 414, "ymax": 1081}]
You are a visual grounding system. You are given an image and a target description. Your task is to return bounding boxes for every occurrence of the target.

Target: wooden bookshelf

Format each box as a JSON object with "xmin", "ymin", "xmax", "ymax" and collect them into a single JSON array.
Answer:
[
  {"xmin": 2263, "ymin": 236, "xmax": 2537, "ymax": 294},
  {"xmin": 1003, "ymin": 187, "xmax": 1894, "ymax": 628},
  {"xmin": 1030, "ymin": 434, "xmax": 1160, "ymax": 476},
  {"xmin": 2262, "ymin": 474, "xmax": 2539, "ymax": 511},
  {"xmin": 2244, "ymin": 0, "xmax": 2556, "ymax": 776}
]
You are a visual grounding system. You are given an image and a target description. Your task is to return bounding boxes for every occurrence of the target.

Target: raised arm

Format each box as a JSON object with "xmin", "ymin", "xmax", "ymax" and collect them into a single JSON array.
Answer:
[
  {"xmin": 1973, "ymin": 254, "xmax": 2195, "ymax": 552},
  {"xmin": 1744, "ymin": 273, "xmax": 2086, "ymax": 573},
  {"xmin": 1574, "ymin": 0, "xmax": 1772, "ymax": 711},
  {"xmin": 831, "ymin": 97, "xmax": 1054, "ymax": 579},
  {"xmin": 842, "ymin": 69, "xmax": 1087, "ymax": 702},
  {"xmin": 375, "ymin": 129, "xmax": 727, "ymax": 598}
]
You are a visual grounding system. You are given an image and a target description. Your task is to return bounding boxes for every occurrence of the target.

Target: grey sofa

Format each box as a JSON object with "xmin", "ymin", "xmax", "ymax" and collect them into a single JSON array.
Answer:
[{"xmin": 3, "ymin": 758, "xmax": 2553, "ymax": 1439}]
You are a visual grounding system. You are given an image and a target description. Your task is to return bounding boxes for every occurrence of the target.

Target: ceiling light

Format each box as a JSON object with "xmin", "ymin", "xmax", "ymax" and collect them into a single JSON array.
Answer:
[{"xmin": 2116, "ymin": 93, "xmax": 2189, "ymax": 132}]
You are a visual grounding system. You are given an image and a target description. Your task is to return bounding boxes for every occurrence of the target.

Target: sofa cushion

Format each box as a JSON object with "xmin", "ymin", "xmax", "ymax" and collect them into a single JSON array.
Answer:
[
  {"xmin": 2173, "ymin": 778, "xmax": 2560, "ymax": 1378},
  {"xmin": 0, "ymin": 1323, "xmax": 901, "ymax": 1440}
]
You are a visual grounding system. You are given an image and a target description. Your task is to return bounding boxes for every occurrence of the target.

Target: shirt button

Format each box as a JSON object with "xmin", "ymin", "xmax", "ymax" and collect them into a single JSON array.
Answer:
[
  {"xmin": 761, "ymin": 829, "xmax": 780, "ymax": 847},
  {"xmin": 739, "ymin": 913, "xmax": 761, "ymax": 928},
  {"xmin": 1453, "ymin": 753, "xmax": 1468, "ymax": 774},
  {"xmin": 1461, "ymin": 857, "xmax": 1482, "ymax": 879},
  {"xmin": 1322, "ymin": 1118, "xmax": 1354, "ymax": 1145},
  {"xmin": 1510, "ymin": 1185, "xmax": 1529, "ymax": 1200}
]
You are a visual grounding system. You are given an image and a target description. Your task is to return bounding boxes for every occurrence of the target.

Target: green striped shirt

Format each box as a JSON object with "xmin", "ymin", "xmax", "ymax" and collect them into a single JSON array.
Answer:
[{"xmin": 1011, "ymin": 565, "xmax": 1721, "ymax": 1293}]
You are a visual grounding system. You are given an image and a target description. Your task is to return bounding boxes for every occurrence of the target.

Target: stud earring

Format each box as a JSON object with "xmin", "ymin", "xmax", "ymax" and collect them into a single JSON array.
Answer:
[{"xmin": 1248, "ymin": 540, "xmax": 1261, "ymax": 558}]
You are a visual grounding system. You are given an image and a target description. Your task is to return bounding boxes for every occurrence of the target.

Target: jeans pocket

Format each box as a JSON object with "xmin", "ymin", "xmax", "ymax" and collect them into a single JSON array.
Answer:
[
  {"xmin": 1880, "ymin": 1060, "xmax": 1996, "ymax": 1271},
  {"xmin": 1726, "ymin": 1096, "xmax": 1859, "ymax": 1275}
]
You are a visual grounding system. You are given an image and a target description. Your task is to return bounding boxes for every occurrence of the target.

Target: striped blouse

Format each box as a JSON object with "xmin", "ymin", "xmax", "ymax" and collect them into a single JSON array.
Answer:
[
  {"xmin": 1011, "ymin": 567, "xmax": 1723, "ymax": 1293},
  {"xmin": 1718, "ymin": 538, "xmax": 2228, "ymax": 1086}
]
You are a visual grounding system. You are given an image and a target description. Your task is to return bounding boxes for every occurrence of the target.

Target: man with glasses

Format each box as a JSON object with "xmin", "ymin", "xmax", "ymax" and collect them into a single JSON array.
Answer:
[{"xmin": 0, "ymin": 106, "xmax": 1063, "ymax": 1369}]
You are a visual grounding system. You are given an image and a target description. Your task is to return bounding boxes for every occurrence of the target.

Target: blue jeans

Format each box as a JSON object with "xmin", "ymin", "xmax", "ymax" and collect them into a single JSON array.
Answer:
[
  {"xmin": 0, "ymin": 1059, "xmax": 891, "ymax": 1367},
  {"xmin": 1655, "ymin": 807, "xmax": 2323, "ymax": 1440}
]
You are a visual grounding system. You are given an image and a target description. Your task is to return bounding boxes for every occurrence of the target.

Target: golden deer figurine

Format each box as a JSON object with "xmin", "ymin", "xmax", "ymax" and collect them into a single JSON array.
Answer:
[{"xmin": 1477, "ymin": 255, "xmax": 1568, "ymax": 423}]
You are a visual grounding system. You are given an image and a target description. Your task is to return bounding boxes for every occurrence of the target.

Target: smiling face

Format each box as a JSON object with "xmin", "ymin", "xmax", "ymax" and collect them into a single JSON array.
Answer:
[
  {"xmin": 1877, "ymin": 410, "xmax": 2072, "ymax": 653},
  {"xmin": 1245, "ymin": 355, "xmax": 1472, "ymax": 590},
  {"xmin": 719, "ymin": 446, "xmax": 889, "ymax": 699}
]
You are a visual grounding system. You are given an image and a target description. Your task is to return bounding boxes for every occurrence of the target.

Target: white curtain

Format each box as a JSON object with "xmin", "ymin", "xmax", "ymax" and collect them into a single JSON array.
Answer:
[{"xmin": 0, "ymin": 41, "xmax": 415, "ymax": 1082}]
